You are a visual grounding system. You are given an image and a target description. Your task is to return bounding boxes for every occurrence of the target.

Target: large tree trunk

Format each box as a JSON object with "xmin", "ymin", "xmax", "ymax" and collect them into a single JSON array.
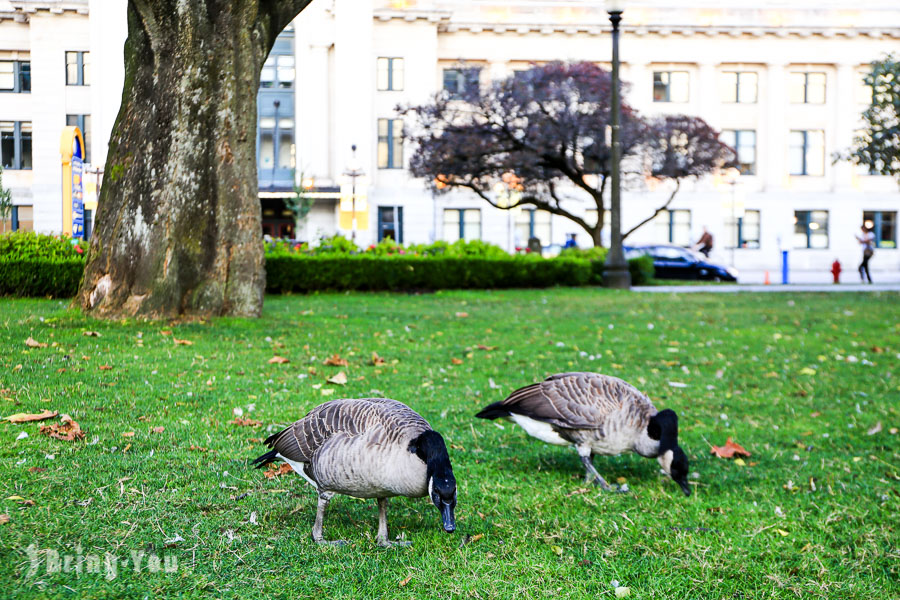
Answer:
[{"xmin": 79, "ymin": 0, "xmax": 311, "ymax": 318}]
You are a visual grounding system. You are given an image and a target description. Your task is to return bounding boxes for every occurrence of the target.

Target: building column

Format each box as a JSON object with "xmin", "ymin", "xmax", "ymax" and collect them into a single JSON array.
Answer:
[
  {"xmin": 697, "ymin": 62, "xmax": 718, "ymax": 127},
  {"xmin": 763, "ymin": 61, "xmax": 787, "ymax": 193},
  {"xmin": 832, "ymin": 63, "xmax": 857, "ymax": 192}
]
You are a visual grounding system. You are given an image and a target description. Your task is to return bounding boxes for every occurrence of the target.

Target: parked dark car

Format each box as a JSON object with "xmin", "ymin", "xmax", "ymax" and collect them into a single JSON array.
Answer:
[{"xmin": 625, "ymin": 245, "xmax": 738, "ymax": 282}]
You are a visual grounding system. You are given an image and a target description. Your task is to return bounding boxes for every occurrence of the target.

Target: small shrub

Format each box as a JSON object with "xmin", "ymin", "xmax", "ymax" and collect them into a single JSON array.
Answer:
[{"xmin": 0, "ymin": 231, "xmax": 88, "ymax": 260}]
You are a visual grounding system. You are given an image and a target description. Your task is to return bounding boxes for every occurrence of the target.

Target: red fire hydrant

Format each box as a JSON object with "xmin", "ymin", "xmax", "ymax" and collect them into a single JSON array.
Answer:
[{"xmin": 831, "ymin": 259, "xmax": 842, "ymax": 284}]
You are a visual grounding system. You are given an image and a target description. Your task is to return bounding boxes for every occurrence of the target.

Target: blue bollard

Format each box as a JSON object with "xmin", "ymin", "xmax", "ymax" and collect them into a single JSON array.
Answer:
[{"xmin": 781, "ymin": 250, "xmax": 789, "ymax": 284}]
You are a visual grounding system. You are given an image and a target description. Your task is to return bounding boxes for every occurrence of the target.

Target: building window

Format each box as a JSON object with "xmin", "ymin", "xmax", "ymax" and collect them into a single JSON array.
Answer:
[
  {"xmin": 794, "ymin": 210, "xmax": 829, "ymax": 249},
  {"xmin": 720, "ymin": 71, "xmax": 757, "ymax": 103},
  {"xmin": 788, "ymin": 72, "xmax": 825, "ymax": 104},
  {"xmin": 515, "ymin": 209, "xmax": 552, "ymax": 247},
  {"xmin": 377, "ymin": 58, "xmax": 404, "ymax": 91},
  {"xmin": 261, "ymin": 54, "xmax": 295, "ymax": 89},
  {"xmin": 720, "ymin": 130, "xmax": 756, "ymax": 175},
  {"xmin": 653, "ymin": 71, "xmax": 689, "ymax": 103},
  {"xmin": 789, "ymin": 130, "xmax": 825, "ymax": 176},
  {"xmin": 855, "ymin": 70, "xmax": 873, "ymax": 106},
  {"xmin": 443, "ymin": 209, "xmax": 481, "ymax": 242},
  {"xmin": 443, "ymin": 68, "xmax": 481, "ymax": 99},
  {"xmin": 863, "ymin": 211, "xmax": 896, "ymax": 249},
  {"xmin": 654, "ymin": 209, "xmax": 691, "ymax": 246},
  {"xmin": 377, "ymin": 118, "xmax": 403, "ymax": 169},
  {"xmin": 725, "ymin": 209, "xmax": 761, "ymax": 249},
  {"xmin": 6, "ymin": 205, "xmax": 34, "ymax": 232},
  {"xmin": 258, "ymin": 116, "xmax": 295, "ymax": 174},
  {"xmin": 0, "ymin": 60, "xmax": 30, "ymax": 93},
  {"xmin": 0, "ymin": 121, "xmax": 32, "ymax": 170},
  {"xmin": 65, "ymin": 51, "xmax": 90, "ymax": 86},
  {"xmin": 377, "ymin": 206, "xmax": 404, "ymax": 243},
  {"xmin": 66, "ymin": 115, "xmax": 92, "ymax": 163}
]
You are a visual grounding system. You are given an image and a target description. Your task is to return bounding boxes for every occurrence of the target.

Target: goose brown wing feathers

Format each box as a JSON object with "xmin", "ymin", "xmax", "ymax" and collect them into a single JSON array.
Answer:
[
  {"xmin": 264, "ymin": 398, "xmax": 430, "ymax": 463},
  {"xmin": 486, "ymin": 372, "xmax": 655, "ymax": 429}
]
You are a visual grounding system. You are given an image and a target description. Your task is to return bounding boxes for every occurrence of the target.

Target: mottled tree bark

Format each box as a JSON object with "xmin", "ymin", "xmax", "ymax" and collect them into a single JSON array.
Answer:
[{"xmin": 79, "ymin": 0, "xmax": 311, "ymax": 318}]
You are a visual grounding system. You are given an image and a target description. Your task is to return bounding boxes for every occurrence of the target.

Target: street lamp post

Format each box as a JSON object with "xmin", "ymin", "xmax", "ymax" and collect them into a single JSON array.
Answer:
[
  {"xmin": 602, "ymin": 0, "xmax": 631, "ymax": 289},
  {"xmin": 343, "ymin": 144, "xmax": 365, "ymax": 242}
]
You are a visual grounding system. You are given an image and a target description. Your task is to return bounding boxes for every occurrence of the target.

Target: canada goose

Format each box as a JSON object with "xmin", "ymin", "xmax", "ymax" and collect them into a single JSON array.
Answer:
[
  {"xmin": 476, "ymin": 372, "xmax": 690, "ymax": 496},
  {"xmin": 252, "ymin": 397, "xmax": 457, "ymax": 546}
]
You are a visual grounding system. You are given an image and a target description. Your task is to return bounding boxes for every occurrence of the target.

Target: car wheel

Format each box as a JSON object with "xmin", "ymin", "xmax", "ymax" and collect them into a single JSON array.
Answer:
[
  {"xmin": 713, "ymin": 276, "xmax": 722, "ymax": 283},
  {"xmin": 699, "ymin": 269, "xmax": 708, "ymax": 279}
]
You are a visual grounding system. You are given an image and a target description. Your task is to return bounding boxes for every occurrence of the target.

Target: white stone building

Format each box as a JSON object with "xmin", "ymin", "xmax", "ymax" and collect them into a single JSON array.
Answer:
[{"xmin": 1, "ymin": 0, "xmax": 899, "ymax": 280}]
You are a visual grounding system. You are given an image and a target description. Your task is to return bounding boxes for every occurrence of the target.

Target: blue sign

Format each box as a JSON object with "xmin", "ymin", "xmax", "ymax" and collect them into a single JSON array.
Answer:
[{"xmin": 72, "ymin": 155, "xmax": 84, "ymax": 238}]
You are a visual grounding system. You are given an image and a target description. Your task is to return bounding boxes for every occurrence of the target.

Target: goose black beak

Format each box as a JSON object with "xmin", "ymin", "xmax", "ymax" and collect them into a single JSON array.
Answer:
[
  {"xmin": 439, "ymin": 502, "xmax": 456, "ymax": 533},
  {"xmin": 678, "ymin": 479, "xmax": 691, "ymax": 497}
]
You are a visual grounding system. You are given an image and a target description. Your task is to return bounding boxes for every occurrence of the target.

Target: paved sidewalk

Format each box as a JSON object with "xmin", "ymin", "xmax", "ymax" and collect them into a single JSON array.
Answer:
[{"xmin": 635, "ymin": 282, "xmax": 900, "ymax": 293}]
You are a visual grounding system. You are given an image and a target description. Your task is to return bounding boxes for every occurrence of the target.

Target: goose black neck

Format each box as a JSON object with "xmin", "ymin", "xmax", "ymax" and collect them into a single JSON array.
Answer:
[{"xmin": 412, "ymin": 430, "xmax": 453, "ymax": 479}]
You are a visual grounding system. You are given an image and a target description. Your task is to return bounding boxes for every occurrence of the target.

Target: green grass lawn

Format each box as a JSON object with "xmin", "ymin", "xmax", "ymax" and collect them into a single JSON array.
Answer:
[{"xmin": 1, "ymin": 289, "xmax": 898, "ymax": 599}]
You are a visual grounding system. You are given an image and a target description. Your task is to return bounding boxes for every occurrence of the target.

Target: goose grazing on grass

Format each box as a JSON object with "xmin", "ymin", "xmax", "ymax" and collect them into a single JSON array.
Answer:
[
  {"xmin": 252, "ymin": 397, "xmax": 457, "ymax": 546},
  {"xmin": 476, "ymin": 372, "xmax": 691, "ymax": 496}
]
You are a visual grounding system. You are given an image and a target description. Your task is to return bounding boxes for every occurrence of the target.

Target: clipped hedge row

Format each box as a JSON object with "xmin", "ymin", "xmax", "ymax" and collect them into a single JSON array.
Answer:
[
  {"xmin": 0, "ymin": 254, "xmax": 653, "ymax": 297},
  {"xmin": 266, "ymin": 254, "xmax": 654, "ymax": 293},
  {"xmin": 0, "ymin": 258, "xmax": 84, "ymax": 298}
]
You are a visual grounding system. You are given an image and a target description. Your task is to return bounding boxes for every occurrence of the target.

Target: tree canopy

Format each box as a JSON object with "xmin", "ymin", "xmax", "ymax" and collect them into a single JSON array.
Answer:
[
  {"xmin": 843, "ymin": 54, "xmax": 900, "ymax": 182},
  {"xmin": 402, "ymin": 62, "xmax": 735, "ymax": 247}
]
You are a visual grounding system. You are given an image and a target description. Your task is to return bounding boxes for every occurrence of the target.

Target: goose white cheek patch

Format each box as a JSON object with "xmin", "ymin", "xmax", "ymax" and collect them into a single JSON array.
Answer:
[{"xmin": 658, "ymin": 449, "xmax": 674, "ymax": 475}]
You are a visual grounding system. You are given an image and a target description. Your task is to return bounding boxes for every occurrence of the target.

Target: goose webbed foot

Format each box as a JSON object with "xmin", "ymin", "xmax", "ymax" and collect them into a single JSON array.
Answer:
[
  {"xmin": 376, "ymin": 537, "xmax": 412, "ymax": 548},
  {"xmin": 580, "ymin": 454, "xmax": 612, "ymax": 491},
  {"xmin": 315, "ymin": 538, "xmax": 348, "ymax": 547}
]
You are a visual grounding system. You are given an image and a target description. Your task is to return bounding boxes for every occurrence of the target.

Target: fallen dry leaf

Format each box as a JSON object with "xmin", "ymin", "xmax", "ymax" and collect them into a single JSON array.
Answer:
[
  {"xmin": 476, "ymin": 344, "xmax": 497, "ymax": 351},
  {"xmin": 324, "ymin": 354, "xmax": 350, "ymax": 367},
  {"xmin": 0, "ymin": 514, "xmax": 8, "ymax": 525},
  {"xmin": 455, "ymin": 312, "xmax": 469, "ymax": 318},
  {"xmin": 230, "ymin": 417, "xmax": 262, "ymax": 427},
  {"xmin": 710, "ymin": 437, "xmax": 751, "ymax": 459},
  {"xmin": 4, "ymin": 410, "xmax": 59, "ymax": 423},
  {"xmin": 810, "ymin": 411, "xmax": 821, "ymax": 418},
  {"xmin": 327, "ymin": 372, "xmax": 348, "ymax": 385},
  {"xmin": 28, "ymin": 467, "xmax": 46, "ymax": 473},
  {"xmin": 398, "ymin": 575, "xmax": 413, "ymax": 588},
  {"xmin": 267, "ymin": 356, "xmax": 290, "ymax": 364},
  {"xmin": 871, "ymin": 346, "xmax": 884, "ymax": 353},
  {"xmin": 39, "ymin": 415, "xmax": 85, "ymax": 442},
  {"xmin": 25, "ymin": 337, "xmax": 47, "ymax": 349},
  {"xmin": 99, "ymin": 365, "xmax": 113, "ymax": 371},
  {"xmin": 189, "ymin": 445, "xmax": 208, "ymax": 452},
  {"xmin": 173, "ymin": 338, "xmax": 193, "ymax": 346},
  {"xmin": 82, "ymin": 331, "xmax": 101, "ymax": 337},
  {"xmin": 122, "ymin": 431, "xmax": 135, "ymax": 438},
  {"xmin": 451, "ymin": 358, "xmax": 463, "ymax": 365},
  {"xmin": 151, "ymin": 426, "xmax": 165, "ymax": 434},
  {"xmin": 160, "ymin": 330, "xmax": 172, "ymax": 336},
  {"xmin": 371, "ymin": 352, "xmax": 386, "ymax": 366},
  {"xmin": 867, "ymin": 422, "xmax": 882, "ymax": 436},
  {"xmin": 263, "ymin": 463, "xmax": 293, "ymax": 479}
]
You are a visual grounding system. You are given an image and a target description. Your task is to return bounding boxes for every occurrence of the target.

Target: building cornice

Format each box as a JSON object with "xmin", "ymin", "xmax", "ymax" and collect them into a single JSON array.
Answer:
[
  {"xmin": 1, "ymin": 0, "xmax": 88, "ymax": 20},
  {"xmin": 374, "ymin": 8, "xmax": 452, "ymax": 23},
  {"xmin": 429, "ymin": 21, "xmax": 899, "ymax": 40}
]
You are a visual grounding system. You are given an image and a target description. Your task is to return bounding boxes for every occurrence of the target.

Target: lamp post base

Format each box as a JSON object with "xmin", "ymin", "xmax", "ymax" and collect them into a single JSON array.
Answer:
[{"xmin": 603, "ymin": 263, "xmax": 632, "ymax": 289}]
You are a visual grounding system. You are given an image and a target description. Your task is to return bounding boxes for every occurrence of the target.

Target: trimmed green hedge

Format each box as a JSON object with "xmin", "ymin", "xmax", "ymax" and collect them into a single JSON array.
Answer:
[
  {"xmin": 266, "ymin": 254, "xmax": 653, "ymax": 293},
  {"xmin": 0, "ymin": 253, "xmax": 653, "ymax": 297},
  {"xmin": 0, "ymin": 258, "xmax": 84, "ymax": 298}
]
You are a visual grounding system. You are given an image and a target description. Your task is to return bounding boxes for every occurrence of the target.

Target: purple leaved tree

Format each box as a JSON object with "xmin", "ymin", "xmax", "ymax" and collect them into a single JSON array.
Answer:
[{"xmin": 402, "ymin": 62, "xmax": 734, "ymax": 248}]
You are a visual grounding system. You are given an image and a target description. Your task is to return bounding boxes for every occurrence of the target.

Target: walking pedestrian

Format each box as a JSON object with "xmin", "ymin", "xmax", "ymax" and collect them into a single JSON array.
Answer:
[{"xmin": 855, "ymin": 225, "xmax": 875, "ymax": 284}]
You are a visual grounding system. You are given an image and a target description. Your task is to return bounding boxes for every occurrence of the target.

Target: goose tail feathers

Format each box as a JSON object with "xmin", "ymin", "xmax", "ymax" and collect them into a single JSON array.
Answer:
[
  {"xmin": 251, "ymin": 449, "xmax": 279, "ymax": 468},
  {"xmin": 475, "ymin": 401, "xmax": 511, "ymax": 420}
]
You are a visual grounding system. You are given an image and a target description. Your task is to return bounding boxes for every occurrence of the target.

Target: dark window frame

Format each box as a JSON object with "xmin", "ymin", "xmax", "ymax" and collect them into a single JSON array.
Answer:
[
  {"xmin": 789, "ymin": 130, "xmax": 825, "ymax": 176},
  {"xmin": 794, "ymin": 210, "xmax": 829, "ymax": 249},
  {"xmin": 0, "ymin": 60, "xmax": 31, "ymax": 93},
  {"xmin": 792, "ymin": 71, "xmax": 826, "ymax": 105},
  {"xmin": 377, "ymin": 57, "xmax": 404, "ymax": 92},
  {"xmin": 722, "ymin": 70, "xmax": 757, "ymax": 104},
  {"xmin": 863, "ymin": 210, "xmax": 897, "ymax": 249},
  {"xmin": 653, "ymin": 70, "xmax": 689, "ymax": 103},
  {"xmin": 444, "ymin": 208, "xmax": 481, "ymax": 241},
  {"xmin": 66, "ymin": 114, "xmax": 91, "ymax": 164},
  {"xmin": 658, "ymin": 209, "xmax": 691, "ymax": 244},
  {"xmin": 721, "ymin": 129, "xmax": 757, "ymax": 175},
  {"xmin": 0, "ymin": 121, "xmax": 32, "ymax": 170},
  {"xmin": 377, "ymin": 118, "xmax": 403, "ymax": 169},
  {"xmin": 377, "ymin": 205, "xmax": 404, "ymax": 243},
  {"xmin": 65, "ymin": 51, "xmax": 89, "ymax": 86},
  {"xmin": 443, "ymin": 67, "xmax": 481, "ymax": 99}
]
